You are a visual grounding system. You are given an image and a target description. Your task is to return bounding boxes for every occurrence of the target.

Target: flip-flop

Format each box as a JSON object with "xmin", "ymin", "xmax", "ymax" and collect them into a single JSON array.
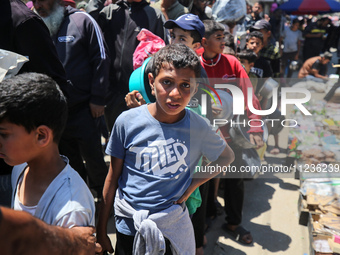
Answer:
[
  {"xmin": 270, "ymin": 147, "xmax": 280, "ymax": 155},
  {"xmin": 222, "ymin": 223, "xmax": 253, "ymax": 244}
]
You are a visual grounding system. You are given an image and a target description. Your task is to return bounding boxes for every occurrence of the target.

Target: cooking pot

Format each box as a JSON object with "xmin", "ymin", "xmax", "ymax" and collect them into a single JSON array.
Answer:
[
  {"xmin": 229, "ymin": 115, "xmax": 268, "ymax": 149},
  {"xmin": 129, "ymin": 57, "xmax": 155, "ymax": 103},
  {"xmin": 289, "ymin": 60, "xmax": 300, "ymax": 71},
  {"xmin": 258, "ymin": 77, "xmax": 279, "ymax": 99}
]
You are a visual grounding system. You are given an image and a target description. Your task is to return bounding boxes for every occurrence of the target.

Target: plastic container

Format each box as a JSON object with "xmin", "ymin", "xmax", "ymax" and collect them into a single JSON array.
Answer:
[{"xmin": 129, "ymin": 57, "xmax": 155, "ymax": 103}]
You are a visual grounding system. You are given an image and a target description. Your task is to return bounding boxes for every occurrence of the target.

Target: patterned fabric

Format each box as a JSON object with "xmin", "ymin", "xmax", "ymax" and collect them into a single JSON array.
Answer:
[
  {"xmin": 259, "ymin": 43, "xmax": 280, "ymax": 60},
  {"xmin": 259, "ymin": 43, "xmax": 281, "ymax": 77}
]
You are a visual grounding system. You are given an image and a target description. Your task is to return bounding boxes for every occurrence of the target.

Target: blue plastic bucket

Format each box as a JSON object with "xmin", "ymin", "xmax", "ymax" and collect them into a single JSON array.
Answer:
[{"xmin": 129, "ymin": 57, "xmax": 155, "ymax": 103}]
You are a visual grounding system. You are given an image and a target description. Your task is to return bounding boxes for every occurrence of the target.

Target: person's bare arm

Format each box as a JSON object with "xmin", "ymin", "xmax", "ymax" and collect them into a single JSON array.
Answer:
[
  {"xmin": 295, "ymin": 40, "xmax": 301, "ymax": 60},
  {"xmin": 311, "ymin": 68, "xmax": 328, "ymax": 80},
  {"xmin": 175, "ymin": 143, "xmax": 235, "ymax": 204},
  {"xmin": 90, "ymin": 103, "xmax": 105, "ymax": 118},
  {"xmin": 0, "ymin": 207, "xmax": 101, "ymax": 255},
  {"xmin": 96, "ymin": 156, "xmax": 124, "ymax": 255},
  {"xmin": 249, "ymin": 132, "xmax": 264, "ymax": 148}
]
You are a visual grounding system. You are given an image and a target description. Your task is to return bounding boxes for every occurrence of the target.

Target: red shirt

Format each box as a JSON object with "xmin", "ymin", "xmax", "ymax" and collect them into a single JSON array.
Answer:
[{"xmin": 200, "ymin": 53, "xmax": 263, "ymax": 140}]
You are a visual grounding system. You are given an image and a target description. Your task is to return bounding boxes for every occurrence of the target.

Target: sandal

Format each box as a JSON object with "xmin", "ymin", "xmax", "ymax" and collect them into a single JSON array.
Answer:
[
  {"xmin": 270, "ymin": 147, "xmax": 280, "ymax": 155},
  {"xmin": 222, "ymin": 223, "xmax": 253, "ymax": 244}
]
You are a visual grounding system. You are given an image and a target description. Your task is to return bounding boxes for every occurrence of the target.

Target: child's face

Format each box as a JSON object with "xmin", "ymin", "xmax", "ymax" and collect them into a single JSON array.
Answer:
[
  {"xmin": 0, "ymin": 120, "xmax": 37, "ymax": 166},
  {"xmin": 291, "ymin": 22, "xmax": 299, "ymax": 31},
  {"xmin": 170, "ymin": 28, "xmax": 200, "ymax": 51},
  {"xmin": 149, "ymin": 63, "xmax": 197, "ymax": 123},
  {"xmin": 252, "ymin": 2, "xmax": 263, "ymax": 15},
  {"xmin": 240, "ymin": 59, "xmax": 253, "ymax": 74},
  {"xmin": 321, "ymin": 57, "xmax": 330, "ymax": 65},
  {"xmin": 246, "ymin": 37, "xmax": 263, "ymax": 55},
  {"xmin": 203, "ymin": 31, "xmax": 225, "ymax": 55}
]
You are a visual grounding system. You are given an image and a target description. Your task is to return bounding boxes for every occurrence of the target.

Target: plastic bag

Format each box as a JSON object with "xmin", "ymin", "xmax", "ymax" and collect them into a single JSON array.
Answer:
[
  {"xmin": 212, "ymin": 0, "xmax": 246, "ymax": 24},
  {"xmin": 0, "ymin": 49, "xmax": 28, "ymax": 82},
  {"xmin": 133, "ymin": 29, "xmax": 165, "ymax": 70}
]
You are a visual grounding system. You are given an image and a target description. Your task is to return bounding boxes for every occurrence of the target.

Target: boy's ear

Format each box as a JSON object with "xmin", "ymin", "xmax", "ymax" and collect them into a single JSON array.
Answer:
[
  {"xmin": 192, "ymin": 42, "xmax": 201, "ymax": 51},
  {"xmin": 35, "ymin": 125, "xmax": 53, "ymax": 147},
  {"xmin": 201, "ymin": 37, "xmax": 208, "ymax": 48},
  {"xmin": 250, "ymin": 62, "xmax": 255, "ymax": 69},
  {"xmin": 148, "ymin": 73, "xmax": 155, "ymax": 96}
]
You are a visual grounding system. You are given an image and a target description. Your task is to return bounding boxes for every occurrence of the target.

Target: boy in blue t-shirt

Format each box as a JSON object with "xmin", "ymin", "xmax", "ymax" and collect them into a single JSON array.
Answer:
[
  {"xmin": 125, "ymin": 14, "xmax": 215, "ymax": 254},
  {"xmin": 97, "ymin": 44, "xmax": 234, "ymax": 254}
]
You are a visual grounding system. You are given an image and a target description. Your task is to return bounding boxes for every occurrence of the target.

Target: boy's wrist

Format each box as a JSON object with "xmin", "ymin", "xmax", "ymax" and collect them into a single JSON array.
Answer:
[
  {"xmin": 96, "ymin": 221, "xmax": 108, "ymax": 235},
  {"xmin": 190, "ymin": 177, "xmax": 205, "ymax": 190}
]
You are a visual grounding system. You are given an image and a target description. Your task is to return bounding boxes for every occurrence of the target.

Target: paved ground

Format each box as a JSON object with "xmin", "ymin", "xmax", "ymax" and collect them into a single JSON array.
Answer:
[{"xmin": 202, "ymin": 127, "xmax": 311, "ymax": 255}]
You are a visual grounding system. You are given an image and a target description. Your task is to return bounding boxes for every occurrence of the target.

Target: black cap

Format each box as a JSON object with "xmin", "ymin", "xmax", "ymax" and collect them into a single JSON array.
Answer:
[{"xmin": 252, "ymin": 19, "xmax": 272, "ymax": 31}]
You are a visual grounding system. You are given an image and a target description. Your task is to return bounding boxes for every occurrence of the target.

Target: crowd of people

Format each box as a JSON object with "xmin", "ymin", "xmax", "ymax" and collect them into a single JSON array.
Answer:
[{"xmin": 1, "ymin": 0, "xmax": 340, "ymax": 254}]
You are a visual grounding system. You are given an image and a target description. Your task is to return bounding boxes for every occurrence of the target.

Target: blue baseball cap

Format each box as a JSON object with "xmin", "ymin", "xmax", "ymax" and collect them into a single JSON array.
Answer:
[{"xmin": 164, "ymin": 14, "xmax": 205, "ymax": 39}]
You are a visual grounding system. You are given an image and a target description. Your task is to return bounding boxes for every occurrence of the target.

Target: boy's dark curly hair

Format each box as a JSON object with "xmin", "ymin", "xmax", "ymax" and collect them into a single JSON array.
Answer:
[
  {"xmin": 237, "ymin": 49, "xmax": 258, "ymax": 64},
  {"xmin": 203, "ymin": 20, "xmax": 225, "ymax": 39},
  {"xmin": 0, "ymin": 73, "xmax": 67, "ymax": 143},
  {"xmin": 151, "ymin": 44, "xmax": 201, "ymax": 79},
  {"xmin": 246, "ymin": 31, "xmax": 264, "ymax": 43}
]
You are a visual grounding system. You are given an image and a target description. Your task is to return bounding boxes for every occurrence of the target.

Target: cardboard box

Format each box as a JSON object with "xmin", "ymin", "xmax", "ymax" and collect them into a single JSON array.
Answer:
[{"xmin": 313, "ymin": 234, "xmax": 333, "ymax": 255}]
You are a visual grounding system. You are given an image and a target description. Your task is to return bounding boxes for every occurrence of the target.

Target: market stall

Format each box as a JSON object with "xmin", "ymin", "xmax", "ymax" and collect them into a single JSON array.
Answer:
[{"xmin": 288, "ymin": 94, "xmax": 340, "ymax": 254}]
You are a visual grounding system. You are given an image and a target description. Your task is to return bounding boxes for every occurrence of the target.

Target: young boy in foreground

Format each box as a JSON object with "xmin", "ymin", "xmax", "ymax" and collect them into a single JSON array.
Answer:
[
  {"xmin": 97, "ymin": 44, "xmax": 234, "ymax": 254},
  {"xmin": 0, "ymin": 73, "xmax": 95, "ymax": 227},
  {"xmin": 126, "ymin": 14, "xmax": 214, "ymax": 254}
]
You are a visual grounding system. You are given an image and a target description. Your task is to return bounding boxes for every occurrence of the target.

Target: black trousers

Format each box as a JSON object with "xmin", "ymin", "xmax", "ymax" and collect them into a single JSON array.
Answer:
[
  {"xmin": 104, "ymin": 93, "xmax": 128, "ymax": 133},
  {"xmin": 191, "ymin": 181, "xmax": 209, "ymax": 248},
  {"xmin": 115, "ymin": 231, "xmax": 173, "ymax": 255},
  {"xmin": 223, "ymin": 146, "xmax": 244, "ymax": 226},
  {"xmin": 223, "ymin": 177, "xmax": 244, "ymax": 225},
  {"xmin": 281, "ymin": 51, "xmax": 298, "ymax": 78},
  {"xmin": 59, "ymin": 106, "xmax": 108, "ymax": 195}
]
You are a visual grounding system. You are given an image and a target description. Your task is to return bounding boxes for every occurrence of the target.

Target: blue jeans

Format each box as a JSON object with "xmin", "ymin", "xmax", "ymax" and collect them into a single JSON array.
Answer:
[
  {"xmin": 0, "ymin": 174, "xmax": 12, "ymax": 207},
  {"xmin": 306, "ymin": 75, "xmax": 325, "ymax": 83}
]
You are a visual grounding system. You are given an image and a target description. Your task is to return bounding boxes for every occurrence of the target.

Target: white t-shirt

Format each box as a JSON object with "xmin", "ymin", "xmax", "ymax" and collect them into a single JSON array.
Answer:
[{"xmin": 12, "ymin": 156, "xmax": 95, "ymax": 228}]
